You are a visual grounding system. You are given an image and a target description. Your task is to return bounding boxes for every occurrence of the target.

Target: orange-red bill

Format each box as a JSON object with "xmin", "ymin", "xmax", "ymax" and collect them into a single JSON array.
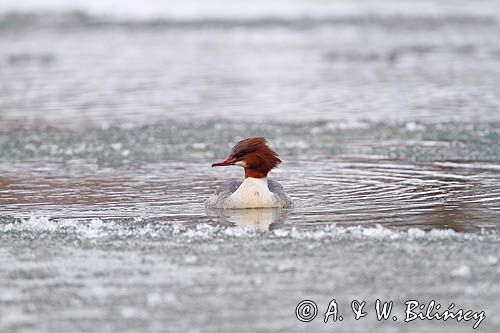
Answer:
[{"xmin": 211, "ymin": 157, "xmax": 236, "ymax": 167}]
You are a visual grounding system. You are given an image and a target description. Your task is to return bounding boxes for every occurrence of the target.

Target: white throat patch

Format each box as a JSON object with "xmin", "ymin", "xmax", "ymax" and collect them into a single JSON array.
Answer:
[{"xmin": 234, "ymin": 160, "xmax": 247, "ymax": 167}]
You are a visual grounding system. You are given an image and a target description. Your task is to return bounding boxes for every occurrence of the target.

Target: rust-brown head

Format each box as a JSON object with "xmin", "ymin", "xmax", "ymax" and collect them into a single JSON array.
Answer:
[{"xmin": 212, "ymin": 137, "xmax": 281, "ymax": 178}]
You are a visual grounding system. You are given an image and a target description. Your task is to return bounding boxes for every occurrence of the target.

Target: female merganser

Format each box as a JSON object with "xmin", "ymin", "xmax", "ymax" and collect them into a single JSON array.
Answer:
[{"xmin": 206, "ymin": 137, "xmax": 293, "ymax": 209}]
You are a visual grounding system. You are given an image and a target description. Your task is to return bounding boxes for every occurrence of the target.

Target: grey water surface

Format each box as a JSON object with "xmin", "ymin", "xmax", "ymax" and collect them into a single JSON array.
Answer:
[{"xmin": 1, "ymin": 1, "xmax": 500, "ymax": 332}]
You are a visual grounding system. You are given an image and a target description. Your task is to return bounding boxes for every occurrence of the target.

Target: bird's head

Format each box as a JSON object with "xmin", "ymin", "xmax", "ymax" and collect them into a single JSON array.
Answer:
[{"xmin": 212, "ymin": 137, "xmax": 281, "ymax": 178}]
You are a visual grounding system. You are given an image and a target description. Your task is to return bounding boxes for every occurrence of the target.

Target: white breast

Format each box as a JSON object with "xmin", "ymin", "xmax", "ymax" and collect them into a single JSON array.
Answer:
[{"xmin": 228, "ymin": 177, "xmax": 279, "ymax": 209}]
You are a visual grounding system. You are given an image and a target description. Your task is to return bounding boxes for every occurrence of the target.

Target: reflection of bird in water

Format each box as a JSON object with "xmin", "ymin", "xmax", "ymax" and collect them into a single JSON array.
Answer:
[
  {"xmin": 422, "ymin": 203, "xmax": 469, "ymax": 232},
  {"xmin": 207, "ymin": 137, "xmax": 293, "ymax": 209},
  {"xmin": 207, "ymin": 208, "xmax": 291, "ymax": 231}
]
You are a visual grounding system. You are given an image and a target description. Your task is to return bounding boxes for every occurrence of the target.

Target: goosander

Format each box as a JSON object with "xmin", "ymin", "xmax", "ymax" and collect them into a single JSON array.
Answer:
[{"xmin": 206, "ymin": 137, "xmax": 293, "ymax": 209}]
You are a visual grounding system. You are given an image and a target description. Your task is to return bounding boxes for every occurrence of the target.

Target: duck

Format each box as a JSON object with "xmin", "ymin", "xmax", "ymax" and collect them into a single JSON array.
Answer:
[{"xmin": 206, "ymin": 137, "xmax": 293, "ymax": 209}]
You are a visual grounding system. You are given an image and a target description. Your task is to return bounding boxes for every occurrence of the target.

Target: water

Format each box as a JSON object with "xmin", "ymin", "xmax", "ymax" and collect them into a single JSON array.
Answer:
[{"xmin": 1, "ymin": 1, "xmax": 500, "ymax": 332}]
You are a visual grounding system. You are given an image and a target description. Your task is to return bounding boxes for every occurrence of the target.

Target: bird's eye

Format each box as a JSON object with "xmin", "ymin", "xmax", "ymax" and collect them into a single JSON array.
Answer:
[{"xmin": 235, "ymin": 152, "xmax": 245, "ymax": 159}]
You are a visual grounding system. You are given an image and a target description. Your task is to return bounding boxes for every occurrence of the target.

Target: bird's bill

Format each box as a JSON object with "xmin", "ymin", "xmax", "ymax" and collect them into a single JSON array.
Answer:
[{"xmin": 211, "ymin": 157, "xmax": 236, "ymax": 167}]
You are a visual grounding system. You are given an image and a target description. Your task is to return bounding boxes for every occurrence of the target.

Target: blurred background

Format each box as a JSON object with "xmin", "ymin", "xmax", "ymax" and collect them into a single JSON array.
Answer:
[
  {"xmin": 2, "ymin": 0, "xmax": 500, "ymax": 125},
  {"xmin": 1, "ymin": 1, "xmax": 500, "ymax": 332}
]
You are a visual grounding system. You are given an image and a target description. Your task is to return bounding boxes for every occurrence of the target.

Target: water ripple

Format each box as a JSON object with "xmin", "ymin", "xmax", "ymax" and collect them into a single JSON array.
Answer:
[{"xmin": 0, "ymin": 158, "xmax": 499, "ymax": 232}]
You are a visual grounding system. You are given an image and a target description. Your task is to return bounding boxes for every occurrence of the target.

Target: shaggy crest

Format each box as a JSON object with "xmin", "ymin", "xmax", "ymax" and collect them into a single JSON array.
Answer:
[{"xmin": 230, "ymin": 137, "xmax": 281, "ymax": 170}]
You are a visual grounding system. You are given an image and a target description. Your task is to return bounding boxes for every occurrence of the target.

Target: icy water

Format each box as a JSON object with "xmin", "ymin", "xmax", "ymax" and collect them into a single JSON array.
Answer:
[{"xmin": 1, "ymin": 1, "xmax": 500, "ymax": 332}]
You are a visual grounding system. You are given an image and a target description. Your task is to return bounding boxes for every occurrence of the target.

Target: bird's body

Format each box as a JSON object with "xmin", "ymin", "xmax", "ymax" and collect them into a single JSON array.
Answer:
[
  {"xmin": 206, "ymin": 177, "xmax": 293, "ymax": 209},
  {"xmin": 207, "ymin": 137, "xmax": 293, "ymax": 209}
]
